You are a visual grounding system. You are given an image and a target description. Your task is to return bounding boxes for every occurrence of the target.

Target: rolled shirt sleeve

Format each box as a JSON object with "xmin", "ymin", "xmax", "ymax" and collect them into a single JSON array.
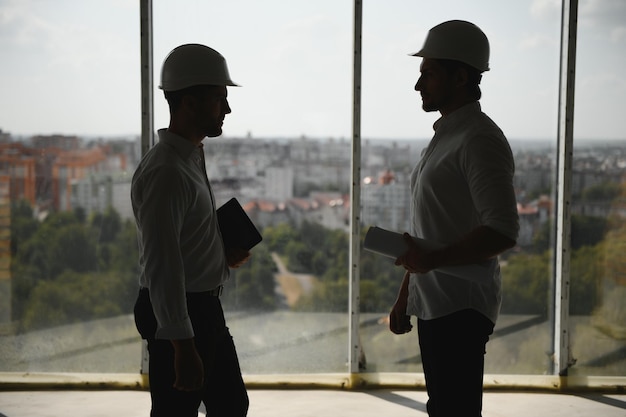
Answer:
[
  {"xmin": 134, "ymin": 164, "xmax": 194, "ymax": 339},
  {"xmin": 463, "ymin": 129, "xmax": 520, "ymax": 242}
]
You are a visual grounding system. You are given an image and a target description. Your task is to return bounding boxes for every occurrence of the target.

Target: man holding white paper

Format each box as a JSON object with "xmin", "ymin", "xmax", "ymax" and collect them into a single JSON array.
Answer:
[{"xmin": 390, "ymin": 21, "xmax": 519, "ymax": 417}]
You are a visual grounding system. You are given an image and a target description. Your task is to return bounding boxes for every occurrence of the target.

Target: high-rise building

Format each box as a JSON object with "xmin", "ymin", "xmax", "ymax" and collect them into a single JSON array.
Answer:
[
  {"xmin": 266, "ymin": 166, "xmax": 294, "ymax": 201},
  {"xmin": 361, "ymin": 169, "xmax": 410, "ymax": 232}
]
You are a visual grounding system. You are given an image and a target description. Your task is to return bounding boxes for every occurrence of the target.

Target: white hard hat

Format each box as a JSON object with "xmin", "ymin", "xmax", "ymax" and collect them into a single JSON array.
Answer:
[
  {"xmin": 412, "ymin": 20, "xmax": 490, "ymax": 72},
  {"xmin": 159, "ymin": 43, "xmax": 239, "ymax": 91}
]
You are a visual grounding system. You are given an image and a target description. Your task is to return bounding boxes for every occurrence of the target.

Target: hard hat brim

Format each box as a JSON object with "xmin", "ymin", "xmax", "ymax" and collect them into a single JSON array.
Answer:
[
  {"xmin": 158, "ymin": 81, "xmax": 241, "ymax": 91},
  {"xmin": 408, "ymin": 50, "xmax": 490, "ymax": 72}
]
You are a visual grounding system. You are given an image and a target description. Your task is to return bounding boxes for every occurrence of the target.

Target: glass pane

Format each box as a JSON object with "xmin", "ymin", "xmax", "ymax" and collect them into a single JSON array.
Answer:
[
  {"xmin": 569, "ymin": 1, "xmax": 626, "ymax": 377},
  {"xmin": 153, "ymin": 0, "xmax": 353, "ymax": 374},
  {"xmin": 0, "ymin": 1, "xmax": 141, "ymax": 372},
  {"xmin": 358, "ymin": 1, "xmax": 560, "ymax": 375}
]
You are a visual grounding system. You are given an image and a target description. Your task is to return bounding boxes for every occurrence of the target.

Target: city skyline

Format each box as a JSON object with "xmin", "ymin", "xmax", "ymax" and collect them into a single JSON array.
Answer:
[
  {"xmin": 2, "ymin": 132, "xmax": 623, "ymax": 242},
  {"xmin": 1, "ymin": 0, "xmax": 625, "ymax": 141}
]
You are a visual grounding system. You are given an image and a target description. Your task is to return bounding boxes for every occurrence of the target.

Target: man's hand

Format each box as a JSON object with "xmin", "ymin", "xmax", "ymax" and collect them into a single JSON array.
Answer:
[
  {"xmin": 171, "ymin": 338, "xmax": 204, "ymax": 391},
  {"xmin": 394, "ymin": 233, "xmax": 434, "ymax": 274},
  {"xmin": 395, "ymin": 226, "xmax": 517, "ymax": 273},
  {"xmin": 226, "ymin": 247, "xmax": 251, "ymax": 268},
  {"xmin": 389, "ymin": 302, "xmax": 413, "ymax": 335},
  {"xmin": 389, "ymin": 271, "xmax": 413, "ymax": 335}
]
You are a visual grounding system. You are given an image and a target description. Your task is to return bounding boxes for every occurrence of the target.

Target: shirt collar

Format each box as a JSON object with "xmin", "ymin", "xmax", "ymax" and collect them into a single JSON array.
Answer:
[
  {"xmin": 433, "ymin": 101, "xmax": 482, "ymax": 132},
  {"xmin": 157, "ymin": 128, "xmax": 202, "ymax": 160}
]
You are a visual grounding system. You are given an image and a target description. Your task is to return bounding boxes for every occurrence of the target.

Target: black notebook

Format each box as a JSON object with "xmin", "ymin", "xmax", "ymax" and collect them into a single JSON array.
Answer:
[{"xmin": 217, "ymin": 198, "xmax": 263, "ymax": 251}]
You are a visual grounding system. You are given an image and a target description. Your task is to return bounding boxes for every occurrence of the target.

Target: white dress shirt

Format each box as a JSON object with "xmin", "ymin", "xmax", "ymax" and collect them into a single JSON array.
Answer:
[
  {"xmin": 406, "ymin": 102, "xmax": 519, "ymax": 324},
  {"xmin": 131, "ymin": 129, "xmax": 229, "ymax": 339}
]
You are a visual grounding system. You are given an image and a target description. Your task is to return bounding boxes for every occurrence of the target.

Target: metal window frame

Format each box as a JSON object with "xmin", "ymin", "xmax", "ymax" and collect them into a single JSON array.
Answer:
[
  {"xmin": 553, "ymin": 0, "xmax": 578, "ymax": 377},
  {"xmin": 139, "ymin": 0, "xmax": 154, "ymax": 376},
  {"xmin": 140, "ymin": 0, "xmax": 154, "ymax": 157},
  {"xmin": 348, "ymin": 0, "xmax": 363, "ymax": 377}
]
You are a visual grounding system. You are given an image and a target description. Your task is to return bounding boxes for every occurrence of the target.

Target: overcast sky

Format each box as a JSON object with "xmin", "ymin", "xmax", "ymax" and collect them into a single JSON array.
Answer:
[{"xmin": 0, "ymin": 0, "xmax": 625, "ymax": 141}]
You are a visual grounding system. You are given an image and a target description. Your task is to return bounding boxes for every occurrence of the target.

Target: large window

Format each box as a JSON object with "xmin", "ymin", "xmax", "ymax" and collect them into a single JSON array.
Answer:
[
  {"xmin": 0, "ymin": 0, "xmax": 141, "ymax": 373},
  {"xmin": 569, "ymin": 1, "xmax": 626, "ymax": 377},
  {"xmin": 357, "ymin": 1, "xmax": 563, "ymax": 375},
  {"xmin": 0, "ymin": 0, "xmax": 624, "ymax": 384}
]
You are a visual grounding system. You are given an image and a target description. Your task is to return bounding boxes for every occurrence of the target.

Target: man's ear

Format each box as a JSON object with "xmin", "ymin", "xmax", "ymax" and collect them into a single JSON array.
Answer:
[
  {"xmin": 180, "ymin": 94, "xmax": 199, "ymax": 115},
  {"xmin": 454, "ymin": 67, "xmax": 469, "ymax": 89}
]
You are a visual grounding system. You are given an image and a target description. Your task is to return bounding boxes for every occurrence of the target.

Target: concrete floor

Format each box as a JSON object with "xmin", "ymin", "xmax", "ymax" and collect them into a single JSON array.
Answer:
[{"xmin": 0, "ymin": 389, "xmax": 625, "ymax": 417}]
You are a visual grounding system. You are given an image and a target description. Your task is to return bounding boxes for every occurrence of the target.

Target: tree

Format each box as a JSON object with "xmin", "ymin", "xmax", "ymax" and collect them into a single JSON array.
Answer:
[
  {"xmin": 285, "ymin": 241, "xmax": 312, "ymax": 273},
  {"xmin": 106, "ymin": 218, "xmax": 140, "ymax": 273},
  {"xmin": 501, "ymin": 252, "xmax": 550, "ymax": 315},
  {"xmin": 570, "ymin": 245, "xmax": 601, "ymax": 315},
  {"xmin": 47, "ymin": 224, "xmax": 98, "ymax": 276},
  {"xmin": 263, "ymin": 223, "xmax": 298, "ymax": 253},
  {"xmin": 20, "ymin": 269, "xmax": 136, "ymax": 331},
  {"xmin": 571, "ymin": 214, "xmax": 608, "ymax": 250},
  {"xmin": 10, "ymin": 200, "xmax": 38, "ymax": 257},
  {"xmin": 221, "ymin": 243, "xmax": 277, "ymax": 311},
  {"xmin": 10, "ymin": 202, "xmax": 139, "ymax": 331},
  {"xmin": 532, "ymin": 214, "xmax": 609, "ymax": 252},
  {"xmin": 592, "ymin": 224, "xmax": 626, "ymax": 336},
  {"xmin": 286, "ymin": 224, "xmax": 401, "ymax": 313},
  {"xmin": 580, "ymin": 181, "xmax": 621, "ymax": 202},
  {"xmin": 90, "ymin": 206, "xmax": 122, "ymax": 244}
]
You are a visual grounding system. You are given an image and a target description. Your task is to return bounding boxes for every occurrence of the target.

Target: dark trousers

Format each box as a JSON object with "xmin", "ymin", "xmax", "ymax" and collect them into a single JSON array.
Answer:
[
  {"xmin": 418, "ymin": 309, "xmax": 495, "ymax": 417},
  {"xmin": 134, "ymin": 289, "xmax": 249, "ymax": 417}
]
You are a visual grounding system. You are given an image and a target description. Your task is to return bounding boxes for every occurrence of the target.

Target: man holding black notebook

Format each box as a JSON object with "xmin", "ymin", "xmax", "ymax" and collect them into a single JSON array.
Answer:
[{"xmin": 131, "ymin": 44, "xmax": 252, "ymax": 417}]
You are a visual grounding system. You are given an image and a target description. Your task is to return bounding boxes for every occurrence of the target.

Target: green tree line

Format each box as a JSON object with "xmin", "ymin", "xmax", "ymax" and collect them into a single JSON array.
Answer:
[
  {"xmin": 10, "ymin": 200, "xmax": 139, "ymax": 331},
  {"xmin": 254, "ymin": 215, "xmax": 625, "ymax": 321},
  {"xmin": 9, "ymin": 197, "xmax": 625, "ymax": 333}
]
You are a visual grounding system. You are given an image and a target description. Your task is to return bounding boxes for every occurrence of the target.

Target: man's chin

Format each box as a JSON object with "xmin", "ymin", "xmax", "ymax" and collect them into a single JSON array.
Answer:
[{"xmin": 206, "ymin": 129, "xmax": 223, "ymax": 138}]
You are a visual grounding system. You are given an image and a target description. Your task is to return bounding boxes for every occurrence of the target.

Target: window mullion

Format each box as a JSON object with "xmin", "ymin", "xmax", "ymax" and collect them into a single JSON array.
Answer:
[{"xmin": 553, "ymin": 0, "xmax": 578, "ymax": 377}]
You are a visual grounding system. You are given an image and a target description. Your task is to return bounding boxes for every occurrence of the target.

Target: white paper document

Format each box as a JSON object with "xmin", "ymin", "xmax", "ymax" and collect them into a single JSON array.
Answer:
[{"xmin": 363, "ymin": 226, "xmax": 496, "ymax": 283}]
